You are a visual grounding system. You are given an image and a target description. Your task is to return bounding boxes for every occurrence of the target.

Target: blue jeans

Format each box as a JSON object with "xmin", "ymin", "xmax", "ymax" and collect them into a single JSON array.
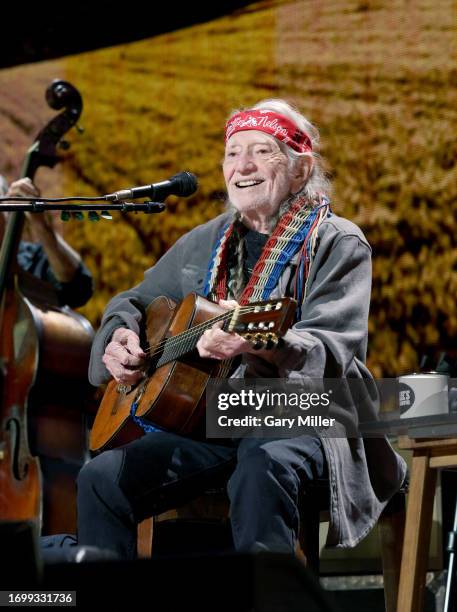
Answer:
[{"xmin": 77, "ymin": 432, "xmax": 327, "ymax": 559}]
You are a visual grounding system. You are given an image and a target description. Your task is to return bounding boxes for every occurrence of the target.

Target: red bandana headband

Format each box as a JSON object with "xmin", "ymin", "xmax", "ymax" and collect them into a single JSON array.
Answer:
[{"xmin": 225, "ymin": 109, "xmax": 312, "ymax": 153}]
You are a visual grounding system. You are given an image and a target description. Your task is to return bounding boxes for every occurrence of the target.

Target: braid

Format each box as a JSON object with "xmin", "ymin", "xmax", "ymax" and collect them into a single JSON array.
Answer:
[
  {"xmin": 204, "ymin": 194, "xmax": 331, "ymax": 311},
  {"xmin": 227, "ymin": 212, "xmax": 247, "ymax": 300}
]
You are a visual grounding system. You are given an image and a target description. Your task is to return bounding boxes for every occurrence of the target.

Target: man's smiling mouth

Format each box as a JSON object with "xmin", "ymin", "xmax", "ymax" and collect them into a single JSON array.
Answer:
[{"xmin": 235, "ymin": 180, "xmax": 264, "ymax": 188}]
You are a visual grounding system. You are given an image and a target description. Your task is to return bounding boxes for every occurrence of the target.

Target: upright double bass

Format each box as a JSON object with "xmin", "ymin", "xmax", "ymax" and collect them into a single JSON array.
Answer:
[{"xmin": 0, "ymin": 81, "xmax": 94, "ymax": 533}]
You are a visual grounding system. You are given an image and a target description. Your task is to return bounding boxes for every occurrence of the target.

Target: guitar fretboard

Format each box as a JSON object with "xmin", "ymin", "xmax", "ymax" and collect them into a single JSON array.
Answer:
[{"xmin": 154, "ymin": 313, "xmax": 231, "ymax": 368}]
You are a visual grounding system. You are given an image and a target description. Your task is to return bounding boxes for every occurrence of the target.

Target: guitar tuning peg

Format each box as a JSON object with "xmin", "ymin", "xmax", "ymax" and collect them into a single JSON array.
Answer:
[
  {"xmin": 88, "ymin": 211, "xmax": 100, "ymax": 222},
  {"xmin": 59, "ymin": 139, "xmax": 70, "ymax": 150},
  {"xmin": 252, "ymin": 333, "xmax": 265, "ymax": 350},
  {"xmin": 60, "ymin": 211, "xmax": 70, "ymax": 222},
  {"xmin": 71, "ymin": 211, "xmax": 84, "ymax": 221},
  {"xmin": 265, "ymin": 333, "xmax": 279, "ymax": 350},
  {"xmin": 100, "ymin": 211, "xmax": 113, "ymax": 220}
]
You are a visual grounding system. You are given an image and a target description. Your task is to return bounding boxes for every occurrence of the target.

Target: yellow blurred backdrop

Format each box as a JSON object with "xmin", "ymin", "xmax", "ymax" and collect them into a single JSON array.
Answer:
[{"xmin": 0, "ymin": 0, "xmax": 456, "ymax": 377}]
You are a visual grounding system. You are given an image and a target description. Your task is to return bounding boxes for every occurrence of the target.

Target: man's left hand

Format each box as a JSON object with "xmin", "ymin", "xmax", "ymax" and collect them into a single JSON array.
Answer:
[{"xmin": 196, "ymin": 299, "xmax": 253, "ymax": 359}]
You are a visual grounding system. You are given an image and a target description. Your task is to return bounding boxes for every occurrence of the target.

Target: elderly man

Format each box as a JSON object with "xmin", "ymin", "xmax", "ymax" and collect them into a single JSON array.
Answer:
[{"xmin": 77, "ymin": 99, "xmax": 407, "ymax": 558}]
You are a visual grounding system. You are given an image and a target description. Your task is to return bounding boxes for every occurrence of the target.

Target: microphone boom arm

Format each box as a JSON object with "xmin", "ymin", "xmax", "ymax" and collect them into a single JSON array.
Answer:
[{"xmin": 0, "ymin": 198, "xmax": 166, "ymax": 217}]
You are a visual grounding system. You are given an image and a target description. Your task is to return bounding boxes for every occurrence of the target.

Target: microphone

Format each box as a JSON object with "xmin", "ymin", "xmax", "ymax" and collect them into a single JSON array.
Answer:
[{"xmin": 106, "ymin": 171, "xmax": 198, "ymax": 202}]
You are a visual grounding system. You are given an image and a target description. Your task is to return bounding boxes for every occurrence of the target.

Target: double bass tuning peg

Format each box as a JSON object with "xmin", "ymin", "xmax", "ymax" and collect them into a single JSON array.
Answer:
[{"xmin": 58, "ymin": 126, "xmax": 83, "ymax": 151}]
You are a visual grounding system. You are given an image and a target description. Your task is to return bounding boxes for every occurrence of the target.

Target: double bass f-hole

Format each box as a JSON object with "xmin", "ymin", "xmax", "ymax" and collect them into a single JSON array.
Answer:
[{"xmin": 5, "ymin": 413, "xmax": 30, "ymax": 480}]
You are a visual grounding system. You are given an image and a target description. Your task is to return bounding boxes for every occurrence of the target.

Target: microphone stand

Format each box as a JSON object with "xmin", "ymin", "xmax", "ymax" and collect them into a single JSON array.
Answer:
[
  {"xmin": 444, "ymin": 493, "xmax": 457, "ymax": 612},
  {"xmin": 0, "ymin": 198, "xmax": 166, "ymax": 215}
]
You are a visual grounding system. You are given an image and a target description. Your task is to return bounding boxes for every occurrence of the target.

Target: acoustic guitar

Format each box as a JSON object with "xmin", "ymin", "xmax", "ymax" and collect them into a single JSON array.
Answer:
[{"xmin": 90, "ymin": 292, "xmax": 296, "ymax": 452}]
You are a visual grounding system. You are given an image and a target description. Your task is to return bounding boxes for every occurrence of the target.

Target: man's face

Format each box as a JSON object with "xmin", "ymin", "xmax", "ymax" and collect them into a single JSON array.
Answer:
[{"xmin": 223, "ymin": 130, "xmax": 300, "ymax": 216}]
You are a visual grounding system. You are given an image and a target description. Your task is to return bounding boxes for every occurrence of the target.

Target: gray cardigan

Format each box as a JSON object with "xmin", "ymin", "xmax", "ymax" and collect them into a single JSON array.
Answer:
[{"xmin": 89, "ymin": 212, "xmax": 407, "ymax": 548}]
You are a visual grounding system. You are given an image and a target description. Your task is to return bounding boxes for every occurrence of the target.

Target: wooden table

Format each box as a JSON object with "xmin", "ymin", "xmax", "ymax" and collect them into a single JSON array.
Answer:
[{"xmin": 397, "ymin": 436, "xmax": 457, "ymax": 611}]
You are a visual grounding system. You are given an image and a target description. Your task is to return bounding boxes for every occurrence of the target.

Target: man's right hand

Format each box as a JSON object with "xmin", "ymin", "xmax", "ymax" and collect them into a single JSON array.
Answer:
[{"xmin": 102, "ymin": 328, "xmax": 146, "ymax": 385}]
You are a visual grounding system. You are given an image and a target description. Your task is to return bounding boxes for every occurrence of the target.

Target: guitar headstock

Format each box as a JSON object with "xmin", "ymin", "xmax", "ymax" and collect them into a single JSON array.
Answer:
[{"xmin": 227, "ymin": 297, "xmax": 297, "ymax": 350}]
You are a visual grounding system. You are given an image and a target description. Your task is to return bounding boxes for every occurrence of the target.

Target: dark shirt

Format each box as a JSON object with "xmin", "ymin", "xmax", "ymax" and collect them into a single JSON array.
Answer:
[
  {"xmin": 243, "ymin": 229, "xmax": 269, "ymax": 280},
  {"xmin": 18, "ymin": 241, "xmax": 93, "ymax": 308}
]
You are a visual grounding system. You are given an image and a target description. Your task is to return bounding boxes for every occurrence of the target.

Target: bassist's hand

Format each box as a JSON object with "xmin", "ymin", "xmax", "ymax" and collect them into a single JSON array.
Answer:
[
  {"xmin": 102, "ymin": 328, "xmax": 146, "ymax": 385},
  {"xmin": 5, "ymin": 178, "xmax": 49, "ymax": 232}
]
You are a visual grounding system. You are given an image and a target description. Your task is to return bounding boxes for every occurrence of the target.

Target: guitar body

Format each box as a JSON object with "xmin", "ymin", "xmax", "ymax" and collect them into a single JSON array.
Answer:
[{"xmin": 90, "ymin": 294, "xmax": 229, "ymax": 452}]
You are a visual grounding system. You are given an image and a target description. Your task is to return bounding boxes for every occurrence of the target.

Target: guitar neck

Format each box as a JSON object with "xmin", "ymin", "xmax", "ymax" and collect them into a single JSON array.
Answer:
[
  {"xmin": 154, "ymin": 311, "xmax": 231, "ymax": 368},
  {"xmin": 149, "ymin": 297, "xmax": 295, "ymax": 369}
]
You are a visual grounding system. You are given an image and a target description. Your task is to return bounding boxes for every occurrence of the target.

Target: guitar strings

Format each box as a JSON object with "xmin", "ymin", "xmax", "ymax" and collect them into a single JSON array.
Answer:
[
  {"xmin": 142, "ymin": 304, "xmax": 278, "ymax": 360},
  {"xmin": 143, "ymin": 305, "xmax": 258, "ymax": 358}
]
